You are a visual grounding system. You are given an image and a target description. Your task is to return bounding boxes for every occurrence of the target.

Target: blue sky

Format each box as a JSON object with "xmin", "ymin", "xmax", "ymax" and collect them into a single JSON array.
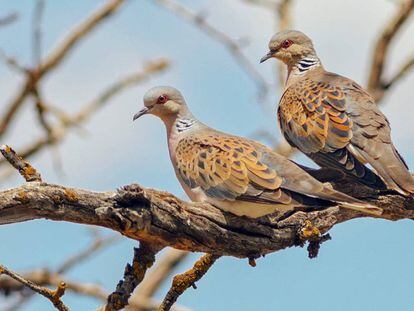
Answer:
[{"xmin": 1, "ymin": 1, "xmax": 414, "ymax": 310}]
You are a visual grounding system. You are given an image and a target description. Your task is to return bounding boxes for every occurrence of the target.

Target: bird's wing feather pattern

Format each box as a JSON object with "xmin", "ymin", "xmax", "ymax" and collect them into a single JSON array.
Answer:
[
  {"xmin": 174, "ymin": 132, "xmax": 376, "ymax": 211},
  {"xmin": 175, "ymin": 133, "xmax": 285, "ymax": 202},
  {"xmin": 279, "ymin": 77, "xmax": 353, "ymax": 154},
  {"xmin": 278, "ymin": 74, "xmax": 387, "ymax": 189}
]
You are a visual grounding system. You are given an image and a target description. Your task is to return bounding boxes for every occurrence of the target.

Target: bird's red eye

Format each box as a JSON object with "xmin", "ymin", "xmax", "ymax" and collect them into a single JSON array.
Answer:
[
  {"xmin": 158, "ymin": 95, "xmax": 168, "ymax": 104},
  {"xmin": 281, "ymin": 39, "xmax": 293, "ymax": 48}
]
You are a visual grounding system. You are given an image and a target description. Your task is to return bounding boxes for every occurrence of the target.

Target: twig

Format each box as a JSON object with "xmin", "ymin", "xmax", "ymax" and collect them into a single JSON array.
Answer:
[
  {"xmin": 0, "ymin": 0, "xmax": 126, "ymax": 139},
  {"xmin": 0, "ymin": 48, "xmax": 26, "ymax": 73},
  {"xmin": 367, "ymin": 0, "xmax": 414, "ymax": 101},
  {"xmin": 32, "ymin": 0, "xmax": 45, "ymax": 66},
  {"xmin": 39, "ymin": 0, "xmax": 125, "ymax": 76},
  {"xmin": 0, "ymin": 233, "xmax": 120, "ymax": 310},
  {"xmin": 158, "ymin": 254, "xmax": 220, "ymax": 311},
  {"xmin": 105, "ymin": 243, "xmax": 162, "ymax": 311},
  {"xmin": 128, "ymin": 249, "xmax": 189, "ymax": 310},
  {"xmin": 0, "ymin": 264, "xmax": 69, "ymax": 311},
  {"xmin": 276, "ymin": 0, "xmax": 293, "ymax": 86},
  {"xmin": 73, "ymin": 59, "xmax": 169, "ymax": 123},
  {"xmin": 242, "ymin": 0, "xmax": 277, "ymax": 9},
  {"xmin": 0, "ymin": 59, "xmax": 169, "ymax": 174},
  {"xmin": 153, "ymin": 0, "xmax": 269, "ymax": 100},
  {"xmin": 0, "ymin": 12, "xmax": 18, "ymax": 27},
  {"xmin": 0, "ymin": 145, "xmax": 42, "ymax": 182},
  {"xmin": 0, "ymin": 268, "xmax": 108, "ymax": 300},
  {"xmin": 57, "ymin": 233, "xmax": 120, "ymax": 274},
  {"xmin": 383, "ymin": 54, "xmax": 414, "ymax": 89}
]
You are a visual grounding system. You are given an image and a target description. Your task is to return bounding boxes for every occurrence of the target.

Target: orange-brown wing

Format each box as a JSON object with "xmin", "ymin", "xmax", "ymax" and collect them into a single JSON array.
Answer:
[
  {"xmin": 278, "ymin": 76, "xmax": 386, "ymax": 189},
  {"xmin": 175, "ymin": 133, "xmax": 283, "ymax": 201},
  {"xmin": 278, "ymin": 77, "xmax": 353, "ymax": 154}
]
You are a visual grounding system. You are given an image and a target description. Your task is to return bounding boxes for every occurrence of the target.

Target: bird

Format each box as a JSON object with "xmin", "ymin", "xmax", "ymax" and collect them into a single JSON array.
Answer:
[
  {"xmin": 133, "ymin": 86, "xmax": 382, "ymax": 218},
  {"xmin": 260, "ymin": 30, "xmax": 414, "ymax": 196}
]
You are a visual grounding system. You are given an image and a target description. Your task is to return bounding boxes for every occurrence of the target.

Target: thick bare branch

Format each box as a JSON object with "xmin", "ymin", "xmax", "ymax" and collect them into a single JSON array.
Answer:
[
  {"xmin": 158, "ymin": 254, "xmax": 219, "ymax": 311},
  {"xmin": 0, "ymin": 182, "xmax": 412, "ymax": 257},
  {"xmin": 0, "ymin": 265, "xmax": 69, "ymax": 311}
]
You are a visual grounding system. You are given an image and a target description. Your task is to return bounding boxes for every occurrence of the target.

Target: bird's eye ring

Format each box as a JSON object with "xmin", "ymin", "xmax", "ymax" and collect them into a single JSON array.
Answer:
[
  {"xmin": 281, "ymin": 39, "xmax": 293, "ymax": 49},
  {"xmin": 158, "ymin": 95, "xmax": 168, "ymax": 104}
]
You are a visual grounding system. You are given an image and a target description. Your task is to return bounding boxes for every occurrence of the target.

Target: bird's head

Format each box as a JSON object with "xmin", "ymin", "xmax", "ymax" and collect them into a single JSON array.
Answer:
[
  {"xmin": 133, "ymin": 86, "xmax": 188, "ymax": 122},
  {"xmin": 260, "ymin": 30, "xmax": 316, "ymax": 65}
]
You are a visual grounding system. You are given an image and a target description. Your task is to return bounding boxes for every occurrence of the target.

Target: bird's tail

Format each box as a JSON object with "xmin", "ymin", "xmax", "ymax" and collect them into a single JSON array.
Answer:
[
  {"xmin": 362, "ymin": 144, "xmax": 414, "ymax": 196},
  {"xmin": 309, "ymin": 149, "xmax": 387, "ymax": 191},
  {"xmin": 319, "ymin": 185, "xmax": 383, "ymax": 216}
]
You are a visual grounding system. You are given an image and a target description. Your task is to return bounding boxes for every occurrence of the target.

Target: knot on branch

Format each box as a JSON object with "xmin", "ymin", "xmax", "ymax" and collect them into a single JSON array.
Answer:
[
  {"xmin": 298, "ymin": 219, "xmax": 331, "ymax": 259},
  {"xmin": 50, "ymin": 282, "xmax": 67, "ymax": 305},
  {"xmin": 115, "ymin": 184, "xmax": 150, "ymax": 208}
]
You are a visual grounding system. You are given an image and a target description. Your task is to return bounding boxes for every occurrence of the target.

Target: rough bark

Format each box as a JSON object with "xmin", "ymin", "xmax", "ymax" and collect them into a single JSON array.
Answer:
[{"xmin": 0, "ymin": 182, "xmax": 413, "ymax": 259}]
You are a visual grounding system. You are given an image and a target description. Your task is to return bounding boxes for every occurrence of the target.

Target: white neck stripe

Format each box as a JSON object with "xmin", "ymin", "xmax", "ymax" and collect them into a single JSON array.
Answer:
[{"xmin": 176, "ymin": 118, "xmax": 197, "ymax": 132}]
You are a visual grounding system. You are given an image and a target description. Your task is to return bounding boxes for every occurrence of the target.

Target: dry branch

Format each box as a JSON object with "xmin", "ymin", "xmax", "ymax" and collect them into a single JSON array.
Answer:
[
  {"xmin": 132, "ymin": 249, "xmax": 189, "ymax": 302},
  {"xmin": 105, "ymin": 243, "xmax": 161, "ymax": 311},
  {"xmin": 0, "ymin": 0, "xmax": 126, "ymax": 139},
  {"xmin": 158, "ymin": 254, "xmax": 219, "ymax": 311},
  {"xmin": 38, "ymin": 0, "xmax": 125, "ymax": 76},
  {"xmin": 0, "ymin": 145, "xmax": 42, "ymax": 182},
  {"xmin": 367, "ymin": 0, "xmax": 414, "ymax": 101},
  {"xmin": 0, "ymin": 182, "xmax": 412, "ymax": 257},
  {"xmin": 0, "ymin": 265, "xmax": 69, "ymax": 311},
  {"xmin": 0, "ymin": 12, "xmax": 18, "ymax": 27},
  {"xmin": 0, "ymin": 148, "xmax": 413, "ymax": 310},
  {"xmin": 154, "ymin": 0, "xmax": 268, "ymax": 99},
  {"xmin": 0, "ymin": 59, "xmax": 169, "ymax": 173}
]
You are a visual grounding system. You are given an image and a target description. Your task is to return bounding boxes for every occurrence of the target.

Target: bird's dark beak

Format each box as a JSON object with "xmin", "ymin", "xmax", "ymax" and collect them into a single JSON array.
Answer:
[
  {"xmin": 133, "ymin": 107, "xmax": 150, "ymax": 121},
  {"xmin": 260, "ymin": 51, "xmax": 274, "ymax": 63}
]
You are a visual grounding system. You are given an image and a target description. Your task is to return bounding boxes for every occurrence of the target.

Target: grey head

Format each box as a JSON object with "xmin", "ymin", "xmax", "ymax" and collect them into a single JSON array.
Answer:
[
  {"xmin": 260, "ymin": 30, "xmax": 317, "ymax": 65},
  {"xmin": 133, "ymin": 86, "xmax": 189, "ymax": 122}
]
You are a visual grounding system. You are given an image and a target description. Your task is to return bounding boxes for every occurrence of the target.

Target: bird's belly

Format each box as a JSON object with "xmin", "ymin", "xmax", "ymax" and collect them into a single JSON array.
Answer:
[
  {"xmin": 179, "ymin": 180, "xmax": 294, "ymax": 218},
  {"xmin": 206, "ymin": 198, "xmax": 294, "ymax": 218}
]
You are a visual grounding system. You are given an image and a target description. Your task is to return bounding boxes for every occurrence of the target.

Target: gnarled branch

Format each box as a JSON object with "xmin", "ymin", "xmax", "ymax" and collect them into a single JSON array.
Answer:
[{"xmin": 0, "ymin": 182, "xmax": 412, "ymax": 258}]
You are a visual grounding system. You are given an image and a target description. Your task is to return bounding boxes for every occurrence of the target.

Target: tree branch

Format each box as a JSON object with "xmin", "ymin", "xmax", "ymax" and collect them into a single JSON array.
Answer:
[
  {"xmin": 153, "ymin": 0, "xmax": 269, "ymax": 100},
  {"xmin": 39, "ymin": 0, "xmax": 125, "ymax": 76},
  {"xmin": 367, "ymin": 0, "xmax": 414, "ymax": 101},
  {"xmin": 0, "ymin": 265, "xmax": 69, "ymax": 311},
  {"xmin": 0, "ymin": 182, "xmax": 412, "ymax": 257},
  {"xmin": 0, "ymin": 0, "xmax": 126, "ymax": 139},
  {"xmin": 131, "ymin": 249, "xmax": 189, "ymax": 304},
  {"xmin": 0, "ymin": 59, "xmax": 170, "ymax": 174},
  {"xmin": 158, "ymin": 254, "xmax": 219, "ymax": 311},
  {"xmin": 0, "ymin": 147, "xmax": 413, "ymax": 310},
  {"xmin": 104, "ymin": 243, "xmax": 161, "ymax": 311},
  {"xmin": 0, "ymin": 12, "xmax": 18, "ymax": 27},
  {"xmin": 0, "ymin": 145, "xmax": 42, "ymax": 182},
  {"xmin": 383, "ymin": 54, "xmax": 414, "ymax": 90}
]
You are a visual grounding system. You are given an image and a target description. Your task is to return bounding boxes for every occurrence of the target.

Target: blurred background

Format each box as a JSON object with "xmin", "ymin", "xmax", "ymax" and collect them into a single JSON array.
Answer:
[{"xmin": 0, "ymin": 0, "xmax": 414, "ymax": 310}]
